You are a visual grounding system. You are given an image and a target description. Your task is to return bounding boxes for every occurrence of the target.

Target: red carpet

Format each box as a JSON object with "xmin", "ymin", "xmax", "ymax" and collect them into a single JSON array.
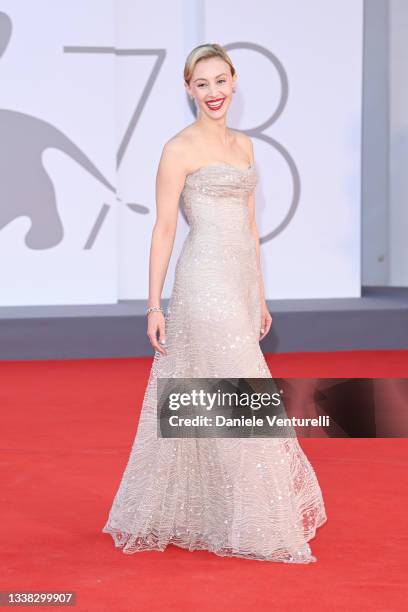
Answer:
[{"xmin": 1, "ymin": 349, "xmax": 407, "ymax": 611}]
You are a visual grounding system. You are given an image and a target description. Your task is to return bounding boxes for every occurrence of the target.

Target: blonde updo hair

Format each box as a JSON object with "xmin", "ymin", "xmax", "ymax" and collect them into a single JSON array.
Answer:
[{"xmin": 183, "ymin": 43, "xmax": 236, "ymax": 85}]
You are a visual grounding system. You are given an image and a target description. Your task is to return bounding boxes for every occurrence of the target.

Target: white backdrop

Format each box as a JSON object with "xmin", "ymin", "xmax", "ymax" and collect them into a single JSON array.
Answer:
[
  {"xmin": 0, "ymin": 0, "xmax": 117, "ymax": 305},
  {"xmin": 0, "ymin": 0, "xmax": 363, "ymax": 305}
]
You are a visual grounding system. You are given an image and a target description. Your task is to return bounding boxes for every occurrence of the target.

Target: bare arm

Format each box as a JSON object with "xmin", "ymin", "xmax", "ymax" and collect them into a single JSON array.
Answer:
[
  {"xmin": 148, "ymin": 140, "xmax": 187, "ymax": 308},
  {"xmin": 245, "ymin": 138, "xmax": 266, "ymax": 305},
  {"xmin": 248, "ymin": 199, "xmax": 266, "ymax": 304},
  {"xmin": 147, "ymin": 140, "xmax": 187, "ymax": 354},
  {"xmin": 245, "ymin": 136, "xmax": 273, "ymax": 339}
]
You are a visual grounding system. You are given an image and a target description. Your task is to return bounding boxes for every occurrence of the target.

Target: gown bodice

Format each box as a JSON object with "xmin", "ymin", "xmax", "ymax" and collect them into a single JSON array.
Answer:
[{"xmin": 181, "ymin": 163, "xmax": 257, "ymax": 235}]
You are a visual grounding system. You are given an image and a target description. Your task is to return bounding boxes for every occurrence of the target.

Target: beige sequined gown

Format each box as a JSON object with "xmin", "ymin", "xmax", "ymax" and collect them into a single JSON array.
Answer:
[{"xmin": 102, "ymin": 163, "xmax": 327, "ymax": 563}]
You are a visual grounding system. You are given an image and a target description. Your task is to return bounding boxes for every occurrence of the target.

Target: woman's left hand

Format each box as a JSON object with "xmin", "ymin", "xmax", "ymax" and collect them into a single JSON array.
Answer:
[{"xmin": 260, "ymin": 301, "xmax": 272, "ymax": 341}]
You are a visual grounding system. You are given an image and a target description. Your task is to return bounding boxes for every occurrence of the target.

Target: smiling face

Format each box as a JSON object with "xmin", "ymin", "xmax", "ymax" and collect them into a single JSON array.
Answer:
[{"xmin": 186, "ymin": 56, "xmax": 236, "ymax": 119}]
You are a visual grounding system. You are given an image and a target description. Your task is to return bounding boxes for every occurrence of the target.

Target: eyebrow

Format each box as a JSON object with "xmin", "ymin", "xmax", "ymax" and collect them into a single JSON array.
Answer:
[{"xmin": 193, "ymin": 73, "xmax": 228, "ymax": 83}]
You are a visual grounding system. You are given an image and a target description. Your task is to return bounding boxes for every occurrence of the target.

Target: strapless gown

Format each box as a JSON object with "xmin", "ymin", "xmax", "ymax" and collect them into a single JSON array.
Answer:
[{"xmin": 102, "ymin": 163, "xmax": 327, "ymax": 563}]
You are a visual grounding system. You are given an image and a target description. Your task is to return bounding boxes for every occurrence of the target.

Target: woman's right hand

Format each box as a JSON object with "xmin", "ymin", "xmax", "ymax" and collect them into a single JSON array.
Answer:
[{"xmin": 147, "ymin": 311, "xmax": 167, "ymax": 355}]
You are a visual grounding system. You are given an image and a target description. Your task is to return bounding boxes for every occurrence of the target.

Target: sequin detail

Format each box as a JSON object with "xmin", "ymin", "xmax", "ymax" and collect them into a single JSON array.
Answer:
[{"xmin": 102, "ymin": 164, "xmax": 327, "ymax": 563}]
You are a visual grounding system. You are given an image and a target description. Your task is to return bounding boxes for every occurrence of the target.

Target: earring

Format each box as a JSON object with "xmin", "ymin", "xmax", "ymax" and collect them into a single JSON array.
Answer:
[{"xmin": 232, "ymin": 87, "xmax": 236, "ymax": 93}]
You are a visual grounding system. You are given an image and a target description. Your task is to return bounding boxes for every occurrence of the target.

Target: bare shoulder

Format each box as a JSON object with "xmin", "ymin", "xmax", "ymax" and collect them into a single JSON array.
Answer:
[
  {"xmin": 230, "ymin": 128, "xmax": 254, "ymax": 160},
  {"xmin": 159, "ymin": 124, "xmax": 197, "ymax": 172},
  {"xmin": 161, "ymin": 131, "xmax": 187, "ymax": 162}
]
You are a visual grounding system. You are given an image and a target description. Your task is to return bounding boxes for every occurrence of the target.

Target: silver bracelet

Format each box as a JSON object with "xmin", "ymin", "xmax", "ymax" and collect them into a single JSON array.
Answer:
[{"xmin": 146, "ymin": 306, "xmax": 164, "ymax": 315}]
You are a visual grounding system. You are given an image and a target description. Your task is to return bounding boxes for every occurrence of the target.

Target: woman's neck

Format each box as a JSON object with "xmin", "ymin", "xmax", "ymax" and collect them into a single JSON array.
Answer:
[{"xmin": 194, "ymin": 115, "xmax": 231, "ymax": 145}]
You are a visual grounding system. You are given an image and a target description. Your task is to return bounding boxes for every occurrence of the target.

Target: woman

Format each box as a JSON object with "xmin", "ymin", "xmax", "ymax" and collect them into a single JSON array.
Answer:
[{"xmin": 102, "ymin": 43, "xmax": 327, "ymax": 563}]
